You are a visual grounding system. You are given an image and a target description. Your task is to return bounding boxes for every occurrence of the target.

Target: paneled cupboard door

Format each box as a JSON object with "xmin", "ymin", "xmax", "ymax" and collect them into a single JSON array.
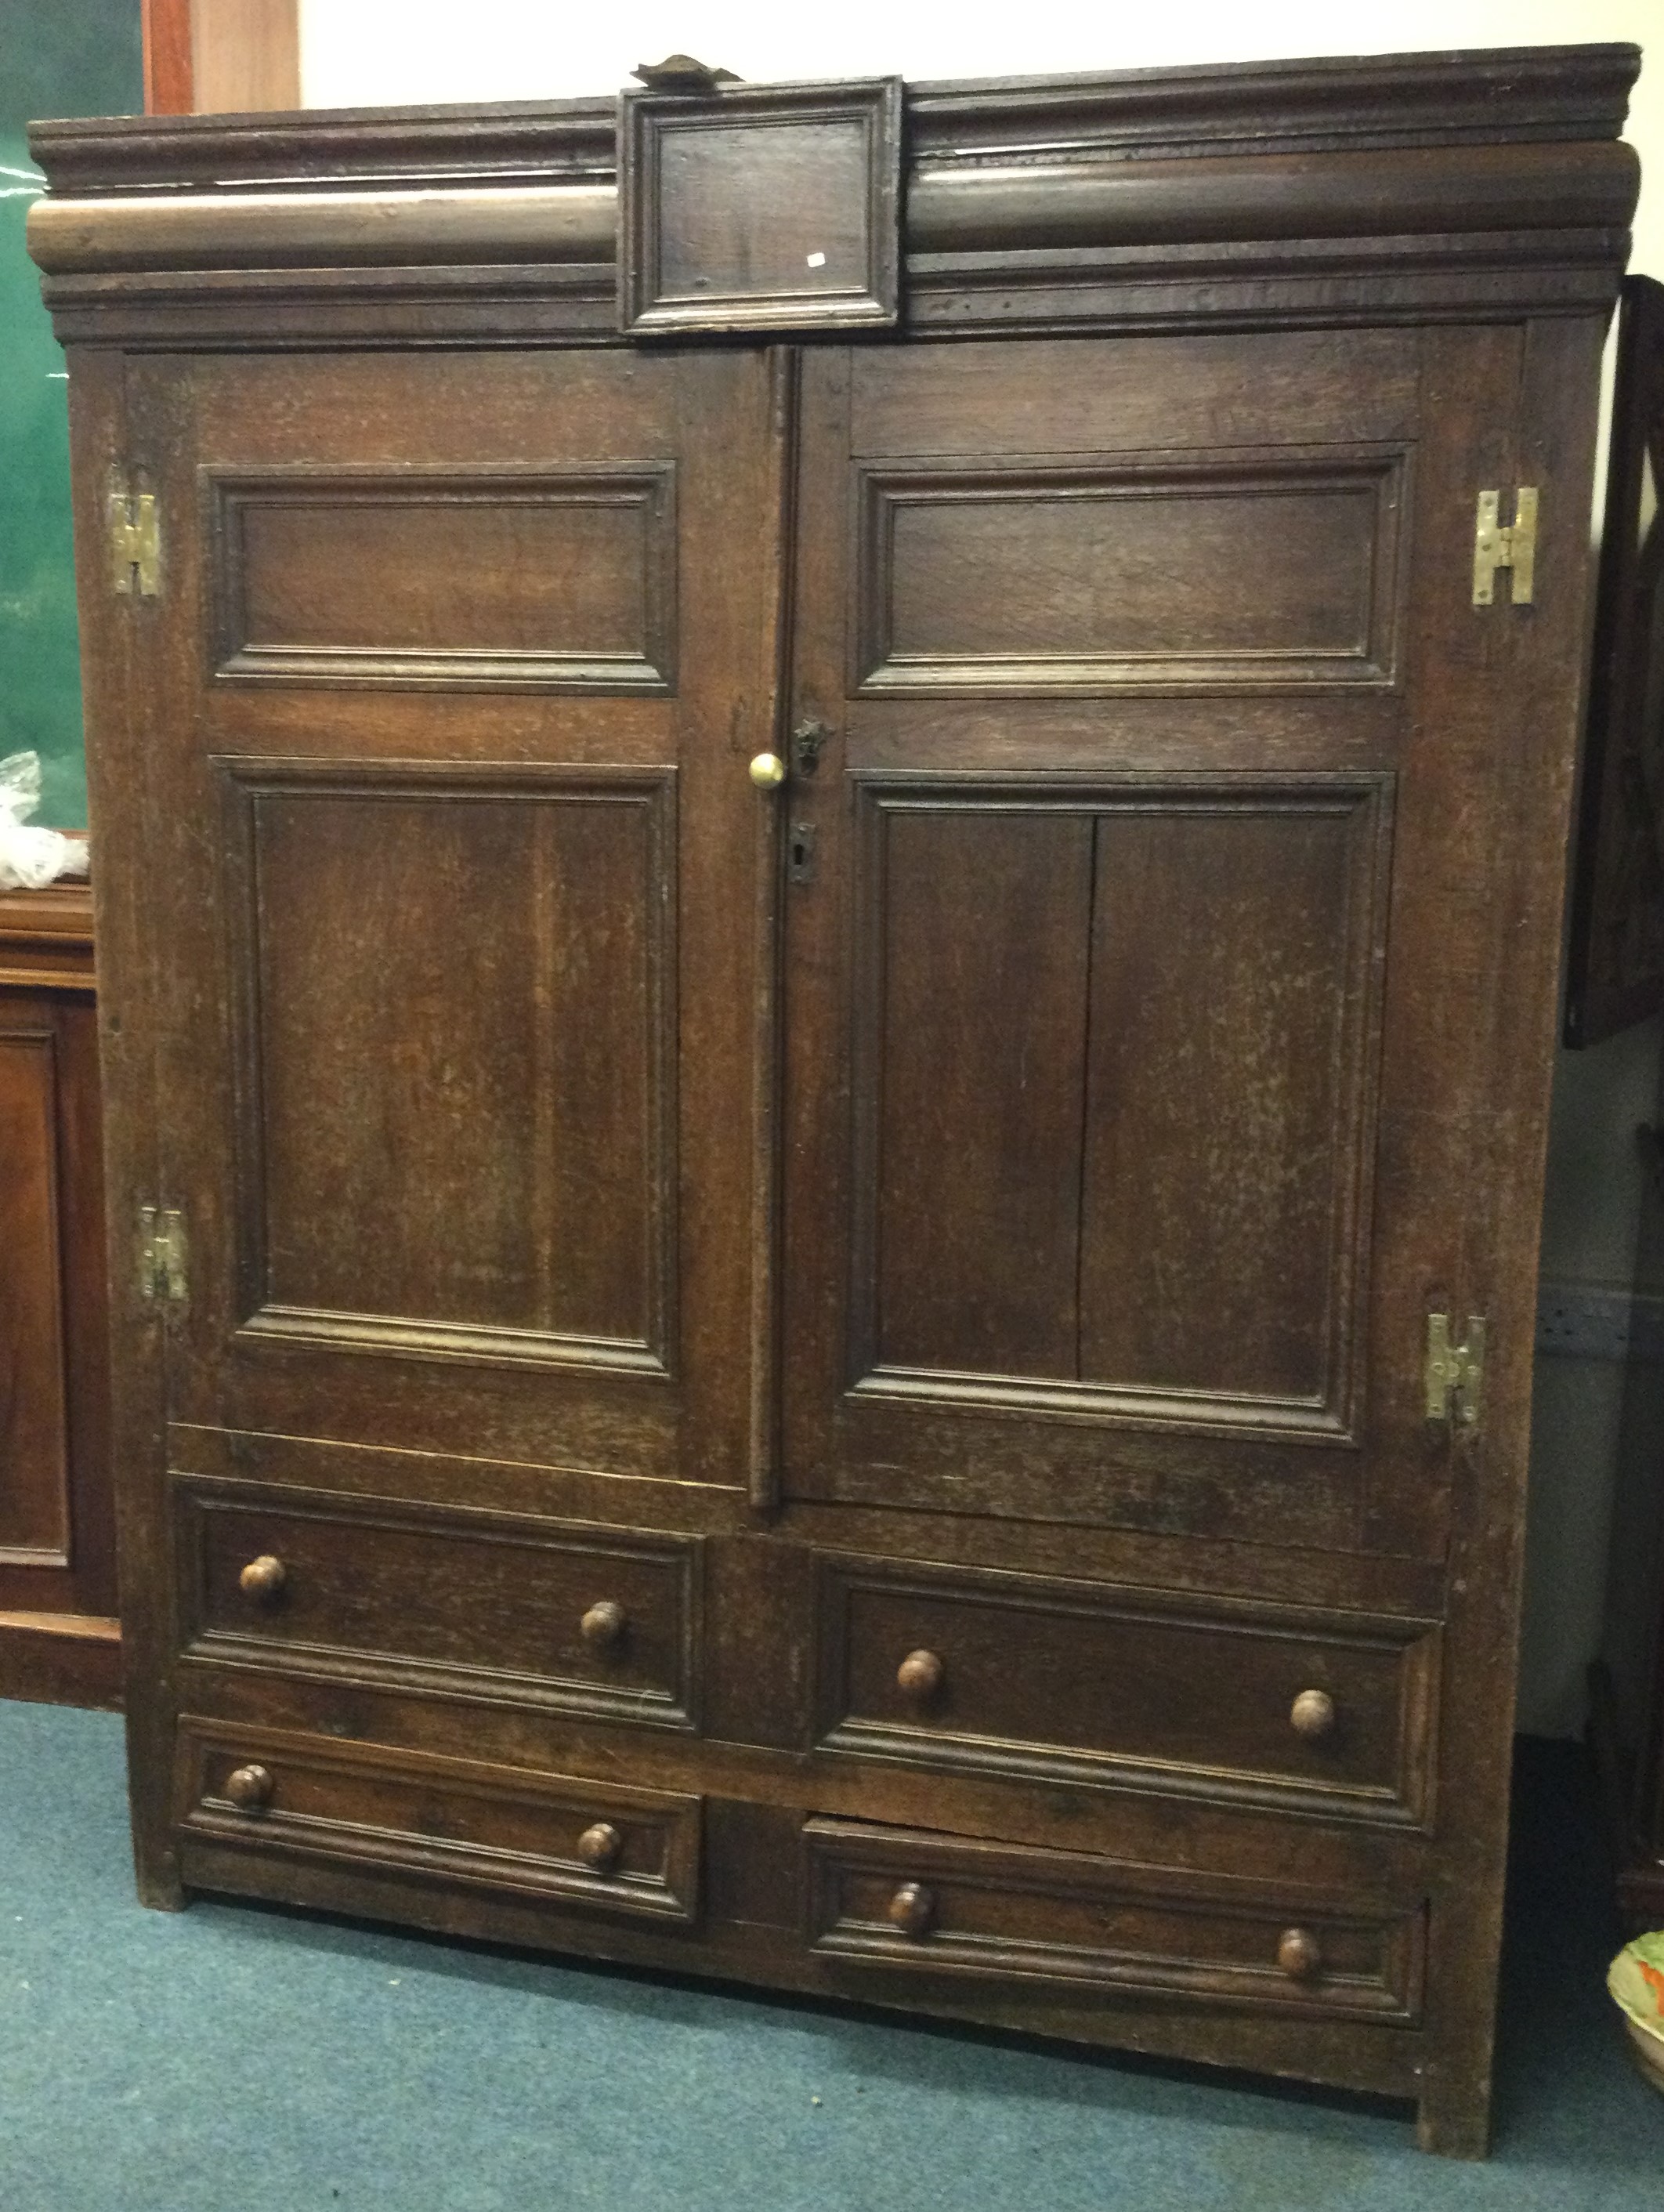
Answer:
[
  {"xmin": 779, "ymin": 331, "xmax": 1524, "ymax": 1559},
  {"xmin": 128, "ymin": 349, "xmax": 786, "ymax": 1489}
]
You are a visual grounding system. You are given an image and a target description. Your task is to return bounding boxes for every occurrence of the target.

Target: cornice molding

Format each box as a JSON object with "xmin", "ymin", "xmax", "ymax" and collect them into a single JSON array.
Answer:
[{"xmin": 26, "ymin": 45, "xmax": 1641, "ymax": 346}]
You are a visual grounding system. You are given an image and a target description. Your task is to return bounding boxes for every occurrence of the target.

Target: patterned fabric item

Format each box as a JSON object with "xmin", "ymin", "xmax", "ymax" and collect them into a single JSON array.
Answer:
[{"xmin": 1608, "ymin": 1932, "xmax": 1664, "ymax": 2041}]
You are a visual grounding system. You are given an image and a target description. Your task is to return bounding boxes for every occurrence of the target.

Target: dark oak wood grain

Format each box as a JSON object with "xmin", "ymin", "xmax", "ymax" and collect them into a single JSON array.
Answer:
[{"xmin": 27, "ymin": 47, "xmax": 1638, "ymax": 2158}]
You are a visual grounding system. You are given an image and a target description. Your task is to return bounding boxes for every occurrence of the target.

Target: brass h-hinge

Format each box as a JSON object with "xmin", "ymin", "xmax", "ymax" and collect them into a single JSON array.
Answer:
[
  {"xmin": 1425, "ymin": 1312, "xmax": 1486, "ymax": 1430},
  {"xmin": 1472, "ymin": 487, "xmax": 1538, "ymax": 607},
  {"xmin": 139, "ymin": 1204, "xmax": 188, "ymax": 1305},
  {"xmin": 109, "ymin": 481, "xmax": 161, "ymax": 596}
]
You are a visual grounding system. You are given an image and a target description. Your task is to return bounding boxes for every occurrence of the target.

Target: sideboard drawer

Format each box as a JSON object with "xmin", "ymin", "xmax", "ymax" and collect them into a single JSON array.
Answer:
[
  {"xmin": 174, "ymin": 1716, "xmax": 703, "ymax": 1923},
  {"xmin": 813, "ymin": 1553, "xmax": 1438, "ymax": 1826},
  {"xmin": 175, "ymin": 1477, "xmax": 701, "ymax": 1729},
  {"xmin": 805, "ymin": 1817, "xmax": 1424, "ymax": 2022}
]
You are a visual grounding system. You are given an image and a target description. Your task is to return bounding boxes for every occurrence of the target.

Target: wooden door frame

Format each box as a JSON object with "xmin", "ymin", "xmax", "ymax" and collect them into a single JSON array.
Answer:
[
  {"xmin": 143, "ymin": 0, "xmax": 301, "ymax": 115},
  {"xmin": 143, "ymin": 0, "xmax": 194, "ymax": 112}
]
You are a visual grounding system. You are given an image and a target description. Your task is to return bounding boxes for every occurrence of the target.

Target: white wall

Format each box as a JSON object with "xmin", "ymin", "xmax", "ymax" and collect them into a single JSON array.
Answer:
[{"xmin": 298, "ymin": 2, "xmax": 1662, "ymax": 1736}]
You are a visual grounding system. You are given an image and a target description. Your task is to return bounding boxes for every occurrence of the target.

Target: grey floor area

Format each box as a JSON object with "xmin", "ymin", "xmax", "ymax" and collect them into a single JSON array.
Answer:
[{"xmin": 1, "ymin": 1702, "xmax": 1659, "ymax": 2212}]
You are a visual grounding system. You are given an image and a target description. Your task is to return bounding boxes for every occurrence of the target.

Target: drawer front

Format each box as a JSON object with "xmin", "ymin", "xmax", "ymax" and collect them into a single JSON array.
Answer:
[
  {"xmin": 814, "ymin": 1554, "xmax": 1438, "ymax": 1826},
  {"xmin": 175, "ymin": 1477, "xmax": 701, "ymax": 1729},
  {"xmin": 174, "ymin": 1716, "xmax": 702, "ymax": 1923},
  {"xmin": 805, "ymin": 1818, "xmax": 1424, "ymax": 2022}
]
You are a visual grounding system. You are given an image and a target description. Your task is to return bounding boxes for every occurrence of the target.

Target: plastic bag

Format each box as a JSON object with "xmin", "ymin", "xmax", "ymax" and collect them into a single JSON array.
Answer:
[{"xmin": 0, "ymin": 752, "xmax": 89, "ymax": 890}]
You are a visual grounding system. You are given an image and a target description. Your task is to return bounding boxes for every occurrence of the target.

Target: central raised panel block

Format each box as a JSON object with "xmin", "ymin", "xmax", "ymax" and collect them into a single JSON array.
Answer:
[
  {"xmin": 219, "ymin": 759, "xmax": 677, "ymax": 1373},
  {"xmin": 853, "ymin": 776, "xmax": 1391, "ymax": 1439},
  {"xmin": 618, "ymin": 79, "xmax": 903, "ymax": 336}
]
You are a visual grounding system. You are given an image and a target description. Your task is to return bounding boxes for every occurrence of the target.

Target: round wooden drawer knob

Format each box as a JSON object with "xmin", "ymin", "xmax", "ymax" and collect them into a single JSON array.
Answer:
[
  {"xmin": 577, "ymin": 1822, "xmax": 623, "ymax": 1873},
  {"xmin": 223, "ymin": 1764, "xmax": 273, "ymax": 1813},
  {"xmin": 897, "ymin": 1649, "xmax": 945, "ymax": 1703},
  {"xmin": 1276, "ymin": 1927, "xmax": 1323, "ymax": 1980},
  {"xmin": 887, "ymin": 1881, "xmax": 936, "ymax": 1938},
  {"xmin": 1290, "ymin": 1689, "xmax": 1337, "ymax": 1740},
  {"xmin": 238, "ymin": 1554, "xmax": 287, "ymax": 1602},
  {"xmin": 581, "ymin": 1600, "xmax": 628, "ymax": 1651}
]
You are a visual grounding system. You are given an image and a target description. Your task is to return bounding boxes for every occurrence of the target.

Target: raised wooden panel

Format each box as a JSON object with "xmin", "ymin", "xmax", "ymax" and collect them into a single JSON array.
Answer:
[
  {"xmin": 805, "ymin": 1819, "xmax": 1426, "ymax": 2022},
  {"xmin": 175, "ymin": 1717, "xmax": 704, "ymax": 1924},
  {"xmin": 856, "ymin": 451, "xmax": 1405, "ymax": 694},
  {"xmin": 0, "ymin": 1023, "xmax": 71, "ymax": 1563},
  {"xmin": 813, "ymin": 1554, "xmax": 1438, "ymax": 1828},
  {"xmin": 206, "ymin": 466, "xmax": 677, "ymax": 690},
  {"xmin": 219, "ymin": 758, "xmax": 677, "ymax": 1374},
  {"xmin": 860, "ymin": 806, "xmax": 1092, "ymax": 1379},
  {"xmin": 851, "ymin": 775, "xmax": 1391, "ymax": 1441},
  {"xmin": 620, "ymin": 80, "xmax": 902, "ymax": 337},
  {"xmin": 175, "ymin": 1476, "xmax": 702, "ymax": 1728}
]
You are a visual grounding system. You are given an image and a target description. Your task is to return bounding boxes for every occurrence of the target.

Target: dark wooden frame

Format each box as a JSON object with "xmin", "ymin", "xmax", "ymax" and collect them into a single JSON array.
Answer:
[
  {"xmin": 617, "ymin": 78, "xmax": 903, "ymax": 338},
  {"xmin": 1565, "ymin": 274, "xmax": 1664, "ymax": 1046},
  {"xmin": 143, "ymin": 0, "xmax": 194, "ymax": 114}
]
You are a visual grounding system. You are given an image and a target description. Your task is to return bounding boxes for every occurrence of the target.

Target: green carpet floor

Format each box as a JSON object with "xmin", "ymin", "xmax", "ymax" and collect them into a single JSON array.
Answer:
[{"xmin": 1, "ymin": 1703, "xmax": 1658, "ymax": 2210}]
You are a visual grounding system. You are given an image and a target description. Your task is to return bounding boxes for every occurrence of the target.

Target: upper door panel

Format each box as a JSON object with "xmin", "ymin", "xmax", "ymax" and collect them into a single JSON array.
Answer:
[
  {"xmin": 780, "ymin": 328, "xmax": 1521, "ymax": 1559},
  {"xmin": 129, "ymin": 346, "xmax": 782, "ymax": 1486}
]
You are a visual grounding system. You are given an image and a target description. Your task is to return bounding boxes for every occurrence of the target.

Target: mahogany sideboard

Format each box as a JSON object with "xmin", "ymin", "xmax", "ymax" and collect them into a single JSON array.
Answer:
[
  {"xmin": 26, "ymin": 43, "xmax": 1640, "ymax": 2154},
  {"xmin": 0, "ymin": 880, "xmax": 120, "ymax": 1706}
]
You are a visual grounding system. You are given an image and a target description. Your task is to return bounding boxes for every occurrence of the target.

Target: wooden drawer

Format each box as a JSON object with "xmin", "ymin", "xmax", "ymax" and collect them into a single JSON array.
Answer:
[
  {"xmin": 174, "ymin": 1716, "xmax": 703, "ymax": 1923},
  {"xmin": 813, "ymin": 1554, "xmax": 1438, "ymax": 1827},
  {"xmin": 805, "ymin": 1818, "xmax": 1425, "ymax": 2022},
  {"xmin": 175, "ymin": 1477, "xmax": 701, "ymax": 1729}
]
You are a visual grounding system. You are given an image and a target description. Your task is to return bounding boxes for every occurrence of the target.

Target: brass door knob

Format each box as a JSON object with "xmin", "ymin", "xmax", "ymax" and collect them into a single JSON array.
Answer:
[
  {"xmin": 887, "ymin": 1881, "xmax": 935, "ymax": 1938},
  {"xmin": 238, "ymin": 1554, "xmax": 287, "ymax": 1602},
  {"xmin": 1290, "ymin": 1689, "xmax": 1337, "ymax": 1740},
  {"xmin": 577, "ymin": 1821, "xmax": 623, "ymax": 1873},
  {"xmin": 748, "ymin": 751, "xmax": 787, "ymax": 789},
  {"xmin": 223, "ymin": 1763, "xmax": 273, "ymax": 1812},
  {"xmin": 897, "ymin": 1649, "xmax": 945, "ymax": 1703},
  {"xmin": 1276, "ymin": 1927, "xmax": 1323, "ymax": 1980},
  {"xmin": 581, "ymin": 1600, "xmax": 628, "ymax": 1651}
]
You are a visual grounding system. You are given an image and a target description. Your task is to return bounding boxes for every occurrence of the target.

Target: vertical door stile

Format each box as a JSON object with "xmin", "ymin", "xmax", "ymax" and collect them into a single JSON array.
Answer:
[
  {"xmin": 747, "ymin": 346, "xmax": 801, "ymax": 1513},
  {"xmin": 78, "ymin": 346, "xmax": 181, "ymax": 1896}
]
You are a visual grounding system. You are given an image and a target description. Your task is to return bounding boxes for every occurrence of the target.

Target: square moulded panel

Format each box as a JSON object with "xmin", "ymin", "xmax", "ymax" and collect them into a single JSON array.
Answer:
[
  {"xmin": 215, "ymin": 758, "xmax": 678, "ymax": 1377},
  {"xmin": 618, "ymin": 80, "xmax": 902, "ymax": 337},
  {"xmin": 204, "ymin": 465, "xmax": 678, "ymax": 693}
]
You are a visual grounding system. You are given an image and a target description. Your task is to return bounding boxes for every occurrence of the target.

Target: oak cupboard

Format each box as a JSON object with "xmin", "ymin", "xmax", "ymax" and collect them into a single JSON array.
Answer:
[{"xmin": 27, "ymin": 44, "xmax": 1640, "ymax": 2155}]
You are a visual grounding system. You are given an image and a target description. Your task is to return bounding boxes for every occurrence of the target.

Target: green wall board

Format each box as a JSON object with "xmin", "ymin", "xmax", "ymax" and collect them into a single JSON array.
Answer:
[{"xmin": 1, "ymin": 1, "xmax": 143, "ymax": 828}]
